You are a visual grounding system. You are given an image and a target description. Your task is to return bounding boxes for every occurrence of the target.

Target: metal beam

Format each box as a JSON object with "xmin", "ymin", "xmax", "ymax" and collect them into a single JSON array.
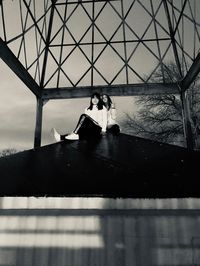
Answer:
[
  {"xmin": 0, "ymin": 37, "xmax": 41, "ymax": 97},
  {"xmin": 41, "ymin": 83, "xmax": 179, "ymax": 100},
  {"xmin": 180, "ymin": 90, "xmax": 194, "ymax": 150},
  {"xmin": 163, "ymin": 0, "xmax": 183, "ymax": 78},
  {"xmin": 40, "ymin": 0, "xmax": 56, "ymax": 88},
  {"xmin": 34, "ymin": 97, "xmax": 43, "ymax": 148},
  {"xmin": 181, "ymin": 52, "xmax": 200, "ymax": 91}
]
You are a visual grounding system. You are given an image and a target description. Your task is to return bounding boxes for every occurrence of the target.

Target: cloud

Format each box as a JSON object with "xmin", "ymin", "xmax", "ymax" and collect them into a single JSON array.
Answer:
[
  {"xmin": 0, "ymin": 62, "xmax": 36, "ymax": 150},
  {"xmin": 1, "ymin": 61, "xmax": 137, "ymax": 151}
]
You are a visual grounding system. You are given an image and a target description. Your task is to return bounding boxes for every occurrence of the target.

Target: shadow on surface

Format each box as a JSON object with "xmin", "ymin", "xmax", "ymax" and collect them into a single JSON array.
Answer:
[{"xmin": 0, "ymin": 198, "xmax": 200, "ymax": 266}]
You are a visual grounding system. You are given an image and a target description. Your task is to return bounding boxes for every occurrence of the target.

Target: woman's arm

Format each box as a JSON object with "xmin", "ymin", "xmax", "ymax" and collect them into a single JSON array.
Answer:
[
  {"xmin": 101, "ymin": 107, "xmax": 107, "ymax": 132},
  {"xmin": 110, "ymin": 103, "xmax": 117, "ymax": 120}
]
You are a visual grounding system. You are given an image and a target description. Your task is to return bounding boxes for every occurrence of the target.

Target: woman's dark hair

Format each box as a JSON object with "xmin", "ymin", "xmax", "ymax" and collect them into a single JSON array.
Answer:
[
  {"xmin": 102, "ymin": 94, "xmax": 112, "ymax": 110},
  {"xmin": 87, "ymin": 92, "xmax": 104, "ymax": 110}
]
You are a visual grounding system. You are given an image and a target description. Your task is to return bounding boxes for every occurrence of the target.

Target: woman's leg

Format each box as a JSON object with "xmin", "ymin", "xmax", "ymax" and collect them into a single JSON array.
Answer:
[
  {"xmin": 51, "ymin": 128, "xmax": 61, "ymax": 142},
  {"xmin": 59, "ymin": 114, "xmax": 87, "ymax": 140},
  {"xmin": 52, "ymin": 114, "xmax": 92, "ymax": 141},
  {"xmin": 51, "ymin": 114, "xmax": 87, "ymax": 141},
  {"xmin": 107, "ymin": 124, "xmax": 120, "ymax": 135},
  {"xmin": 73, "ymin": 114, "xmax": 87, "ymax": 134},
  {"xmin": 60, "ymin": 114, "xmax": 101, "ymax": 140},
  {"xmin": 64, "ymin": 114, "xmax": 87, "ymax": 140},
  {"xmin": 75, "ymin": 114, "xmax": 102, "ymax": 139},
  {"xmin": 52, "ymin": 128, "xmax": 69, "ymax": 141}
]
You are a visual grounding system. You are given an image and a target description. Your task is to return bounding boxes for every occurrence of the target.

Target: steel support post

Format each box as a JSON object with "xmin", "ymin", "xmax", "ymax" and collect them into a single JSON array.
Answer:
[
  {"xmin": 34, "ymin": 0, "xmax": 56, "ymax": 148},
  {"xmin": 34, "ymin": 97, "xmax": 43, "ymax": 148},
  {"xmin": 180, "ymin": 90, "xmax": 194, "ymax": 150}
]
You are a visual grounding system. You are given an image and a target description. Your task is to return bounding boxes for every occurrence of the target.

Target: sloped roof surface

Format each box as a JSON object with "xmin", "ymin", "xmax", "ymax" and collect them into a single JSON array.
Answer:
[{"xmin": 0, "ymin": 133, "xmax": 199, "ymax": 197}]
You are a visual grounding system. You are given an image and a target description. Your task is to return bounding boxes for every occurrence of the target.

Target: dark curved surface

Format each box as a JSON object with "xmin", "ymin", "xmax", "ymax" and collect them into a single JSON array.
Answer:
[{"xmin": 0, "ymin": 133, "xmax": 199, "ymax": 197}]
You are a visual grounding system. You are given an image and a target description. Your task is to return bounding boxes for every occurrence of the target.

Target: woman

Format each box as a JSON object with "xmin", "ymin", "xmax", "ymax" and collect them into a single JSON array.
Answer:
[
  {"xmin": 101, "ymin": 94, "xmax": 120, "ymax": 134},
  {"xmin": 52, "ymin": 92, "xmax": 107, "ymax": 141}
]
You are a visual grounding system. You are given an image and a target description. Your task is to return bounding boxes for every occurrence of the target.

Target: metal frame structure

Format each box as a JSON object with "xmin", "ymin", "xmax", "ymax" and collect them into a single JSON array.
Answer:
[{"xmin": 0, "ymin": 0, "xmax": 200, "ymax": 149}]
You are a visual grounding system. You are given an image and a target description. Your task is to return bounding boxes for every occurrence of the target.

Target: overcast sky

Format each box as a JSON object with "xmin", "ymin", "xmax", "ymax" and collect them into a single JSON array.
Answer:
[
  {"xmin": 0, "ymin": 59, "xmax": 135, "ymax": 151},
  {"xmin": 0, "ymin": 0, "xmax": 141, "ymax": 151},
  {"xmin": 0, "ymin": 0, "xmax": 199, "ymax": 152}
]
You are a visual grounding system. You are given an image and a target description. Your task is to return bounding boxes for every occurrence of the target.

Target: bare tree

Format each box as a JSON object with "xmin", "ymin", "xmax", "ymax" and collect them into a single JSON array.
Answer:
[
  {"xmin": 0, "ymin": 148, "xmax": 18, "ymax": 157},
  {"xmin": 122, "ymin": 62, "xmax": 200, "ymax": 147}
]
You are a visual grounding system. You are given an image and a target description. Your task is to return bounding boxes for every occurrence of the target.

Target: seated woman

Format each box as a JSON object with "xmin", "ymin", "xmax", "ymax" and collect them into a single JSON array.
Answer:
[
  {"xmin": 52, "ymin": 92, "xmax": 107, "ymax": 141},
  {"xmin": 101, "ymin": 94, "xmax": 120, "ymax": 134}
]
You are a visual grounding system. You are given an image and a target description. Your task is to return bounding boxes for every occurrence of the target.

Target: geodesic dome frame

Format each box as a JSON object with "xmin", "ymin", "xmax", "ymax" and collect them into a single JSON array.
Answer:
[{"xmin": 0, "ymin": 0, "xmax": 200, "ymax": 149}]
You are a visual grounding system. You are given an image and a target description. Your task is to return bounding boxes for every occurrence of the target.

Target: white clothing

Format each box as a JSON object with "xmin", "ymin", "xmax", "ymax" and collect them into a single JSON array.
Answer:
[
  {"xmin": 107, "ymin": 107, "xmax": 117, "ymax": 126},
  {"xmin": 84, "ymin": 105, "xmax": 107, "ymax": 132}
]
